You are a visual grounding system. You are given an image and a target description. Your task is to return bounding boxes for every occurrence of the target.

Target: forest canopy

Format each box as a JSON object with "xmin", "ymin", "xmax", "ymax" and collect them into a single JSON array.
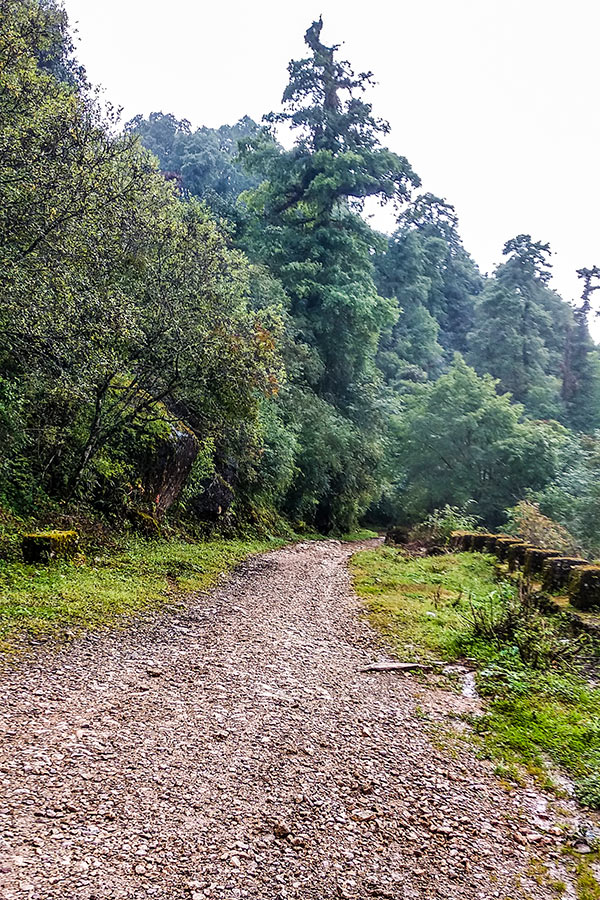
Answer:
[{"xmin": 2, "ymin": 2, "xmax": 600, "ymax": 551}]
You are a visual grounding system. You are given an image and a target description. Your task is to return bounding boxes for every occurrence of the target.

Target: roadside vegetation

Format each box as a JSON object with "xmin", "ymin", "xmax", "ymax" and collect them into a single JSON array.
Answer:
[
  {"xmin": 0, "ymin": 529, "xmax": 283, "ymax": 654},
  {"xmin": 351, "ymin": 546, "xmax": 600, "ymax": 807}
]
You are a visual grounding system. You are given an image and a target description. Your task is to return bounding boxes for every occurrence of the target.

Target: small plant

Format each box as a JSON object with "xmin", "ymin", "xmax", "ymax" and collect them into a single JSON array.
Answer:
[
  {"xmin": 575, "ymin": 773, "xmax": 600, "ymax": 810},
  {"xmin": 462, "ymin": 578, "xmax": 585, "ymax": 670},
  {"xmin": 413, "ymin": 502, "xmax": 481, "ymax": 546}
]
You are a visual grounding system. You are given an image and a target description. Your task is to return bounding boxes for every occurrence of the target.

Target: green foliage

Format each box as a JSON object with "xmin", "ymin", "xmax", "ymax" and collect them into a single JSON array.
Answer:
[
  {"xmin": 575, "ymin": 773, "xmax": 600, "ymax": 810},
  {"xmin": 535, "ymin": 432, "xmax": 600, "ymax": 557},
  {"xmin": 0, "ymin": 0, "xmax": 282, "ymax": 519},
  {"xmin": 125, "ymin": 113, "xmax": 261, "ymax": 223},
  {"xmin": 469, "ymin": 235, "xmax": 577, "ymax": 422},
  {"xmin": 233, "ymin": 19, "xmax": 422, "ymax": 531},
  {"xmin": 279, "ymin": 387, "xmax": 382, "ymax": 533},
  {"xmin": 350, "ymin": 547, "xmax": 502, "ymax": 659},
  {"xmin": 464, "ymin": 580, "xmax": 586, "ymax": 669},
  {"xmin": 503, "ymin": 500, "xmax": 579, "ymax": 555},
  {"xmin": 0, "ymin": 532, "xmax": 280, "ymax": 651},
  {"xmin": 239, "ymin": 19, "xmax": 418, "ymax": 401},
  {"xmin": 413, "ymin": 502, "xmax": 481, "ymax": 545},
  {"xmin": 387, "ymin": 355, "xmax": 560, "ymax": 524},
  {"xmin": 4, "ymin": 4, "xmax": 600, "ymax": 549},
  {"xmin": 376, "ymin": 194, "xmax": 482, "ymax": 378}
]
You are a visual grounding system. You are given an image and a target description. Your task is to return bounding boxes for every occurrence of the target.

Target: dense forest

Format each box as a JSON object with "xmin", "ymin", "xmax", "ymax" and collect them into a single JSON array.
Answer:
[{"xmin": 3, "ymin": 0, "xmax": 600, "ymax": 552}]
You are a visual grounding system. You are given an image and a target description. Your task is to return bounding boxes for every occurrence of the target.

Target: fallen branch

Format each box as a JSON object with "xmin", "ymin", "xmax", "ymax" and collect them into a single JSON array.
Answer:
[{"xmin": 360, "ymin": 662, "xmax": 433, "ymax": 674}]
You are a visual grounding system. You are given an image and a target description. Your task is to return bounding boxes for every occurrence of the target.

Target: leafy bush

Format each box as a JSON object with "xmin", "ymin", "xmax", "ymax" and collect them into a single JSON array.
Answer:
[
  {"xmin": 575, "ymin": 773, "xmax": 600, "ymax": 810},
  {"xmin": 412, "ymin": 502, "xmax": 481, "ymax": 545},
  {"xmin": 503, "ymin": 500, "xmax": 579, "ymax": 555},
  {"xmin": 464, "ymin": 579, "xmax": 584, "ymax": 669}
]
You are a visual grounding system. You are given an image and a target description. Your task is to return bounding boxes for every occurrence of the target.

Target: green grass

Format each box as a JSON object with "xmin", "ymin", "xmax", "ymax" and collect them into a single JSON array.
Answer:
[
  {"xmin": 350, "ymin": 547, "xmax": 500, "ymax": 660},
  {"xmin": 351, "ymin": 546, "xmax": 600, "ymax": 805},
  {"xmin": 339, "ymin": 528, "xmax": 379, "ymax": 542},
  {"xmin": 0, "ymin": 535, "xmax": 282, "ymax": 652}
]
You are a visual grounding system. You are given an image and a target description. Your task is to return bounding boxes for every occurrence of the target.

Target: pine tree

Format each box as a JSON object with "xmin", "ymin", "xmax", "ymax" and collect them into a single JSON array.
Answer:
[
  {"xmin": 239, "ymin": 19, "xmax": 420, "ymax": 402},
  {"xmin": 469, "ymin": 235, "xmax": 569, "ymax": 418},
  {"xmin": 562, "ymin": 267, "xmax": 600, "ymax": 432},
  {"xmin": 397, "ymin": 194, "xmax": 482, "ymax": 354},
  {"xmin": 237, "ymin": 19, "xmax": 421, "ymax": 529}
]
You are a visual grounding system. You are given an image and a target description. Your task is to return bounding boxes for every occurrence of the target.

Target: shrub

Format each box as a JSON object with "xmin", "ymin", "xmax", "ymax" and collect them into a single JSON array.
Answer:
[
  {"xmin": 575, "ymin": 773, "xmax": 600, "ymax": 810},
  {"xmin": 503, "ymin": 501, "xmax": 579, "ymax": 555},
  {"xmin": 464, "ymin": 579, "xmax": 583, "ymax": 669},
  {"xmin": 412, "ymin": 502, "xmax": 481, "ymax": 546}
]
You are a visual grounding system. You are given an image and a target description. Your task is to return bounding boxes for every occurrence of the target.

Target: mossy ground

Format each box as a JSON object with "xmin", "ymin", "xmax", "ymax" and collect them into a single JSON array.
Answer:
[
  {"xmin": 563, "ymin": 850, "xmax": 600, "ymax": 900},
  {"xmin": 350, "ymin": 547, "xmax": 600, "ymax": 805},
  {"xmin": 0, "ymin": 534, "xmax": 283, "ymax": 653},
  {"xmin": 351, "ymin": 547, "xmax": 501, "ymax": 660}
]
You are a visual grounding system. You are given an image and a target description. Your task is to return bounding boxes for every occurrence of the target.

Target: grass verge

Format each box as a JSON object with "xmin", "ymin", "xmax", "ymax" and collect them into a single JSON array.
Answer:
[
  {"xmin": 0, "ymin": 535, "xmax": 282, "ymax": 653},
  {"xmin": 350, "ymin": 546, "xmax": 600, "ymax": 806},
  {"xmin": 339, "ymin": 528, "xmax": 379, "ymax": 542}
]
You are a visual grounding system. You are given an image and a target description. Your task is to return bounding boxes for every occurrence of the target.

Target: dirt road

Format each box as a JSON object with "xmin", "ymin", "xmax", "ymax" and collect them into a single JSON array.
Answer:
[{"xmin": 0, "ymin": 540, "xmax": 575, "ymax": 898}]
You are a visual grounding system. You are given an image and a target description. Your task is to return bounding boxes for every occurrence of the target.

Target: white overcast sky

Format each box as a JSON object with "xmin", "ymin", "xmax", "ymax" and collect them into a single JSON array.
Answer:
[{"xmin": 64, "ymin": 0, "xmax": 599, "ymax": 313}]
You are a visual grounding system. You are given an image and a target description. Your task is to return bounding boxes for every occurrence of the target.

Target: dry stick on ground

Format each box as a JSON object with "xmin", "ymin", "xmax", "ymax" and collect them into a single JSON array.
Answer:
[{"xmin": 360, "ymin": 662, "xmax": 435, "ymax": 673}]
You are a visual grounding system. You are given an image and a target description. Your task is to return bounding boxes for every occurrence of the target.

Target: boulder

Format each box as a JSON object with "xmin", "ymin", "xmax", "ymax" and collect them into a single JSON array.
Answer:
[
  {"xmin": 143, "ymin": 422, "xmax": 199, "ymax": 516},
  {"xmin": 22, "ymin": 530, "xmax": 79, "ymax": 563},
  {"xmin": 542, "ymin": 556, "xmax": 588, "ymax": 593},
  {"xmin": 130, "ymin": 510, "xmax": 161, "ymax": 537},
  {"xmin": 189, "ymin": 471, "xmax": 235, "ymax": 522},
  {"xmin": 568, "ymin": 566, "xmax": 600, "ymax": 611}
]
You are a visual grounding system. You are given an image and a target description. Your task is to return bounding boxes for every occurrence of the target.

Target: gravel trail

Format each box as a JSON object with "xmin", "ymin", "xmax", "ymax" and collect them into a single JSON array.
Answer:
[{"xmin": 0, "ymin": 540, "xmax": 575, "ymax": 899}]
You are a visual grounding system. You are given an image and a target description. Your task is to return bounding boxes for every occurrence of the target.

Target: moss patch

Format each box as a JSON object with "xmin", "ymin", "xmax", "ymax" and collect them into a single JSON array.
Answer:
[
  {"xmin": 563, "ymin": 850, "xmax": 600, "ymax": 900},
  {"xmin": 21, "ymin": 530, "xmax": 79, "ymax": 562}
]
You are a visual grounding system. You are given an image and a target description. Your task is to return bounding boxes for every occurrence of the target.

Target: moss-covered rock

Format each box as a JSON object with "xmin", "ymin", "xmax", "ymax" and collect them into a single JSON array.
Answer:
[
  {"xmin": 449, "ymin": 531, "xmax": 480, "ymax": 551},
  {"xmin": 468, "ymin": 533, "xmax": 489, "ymax": 551},
  {"xmin": 568, "ymin": 565, "xmax": 600, "ymax": 611},
  {"xmin": 130, "ymin": 510, "xmax": 161, "ymax": 537},
  {"xmin": 493, "ymin": 536, "xmax": 522, "ymax": 561},
  {"xmin": 523, "ymin": 547, "xmax": 562, "ymax": 578},
  {"xmin": 507, "ymin": 541, "xmax": 532, "ymax": 572},
  {"xmin": 542, "ymin": 556, "xmax": 588, "ymax": 593},
  {"xmin": 22, "ymin": 530, "xmax": 79, "ymax": 563},
  {"xmin": 449, "ymin": 531, "xmax": 467, "ymax": 550},
  {"xmin": 189, "ymin": 470, "xmax": 236, "ymax": 522},
  {"xmin": 482, "ymin": 534, "xmax": 507, "ymax": 553}
]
